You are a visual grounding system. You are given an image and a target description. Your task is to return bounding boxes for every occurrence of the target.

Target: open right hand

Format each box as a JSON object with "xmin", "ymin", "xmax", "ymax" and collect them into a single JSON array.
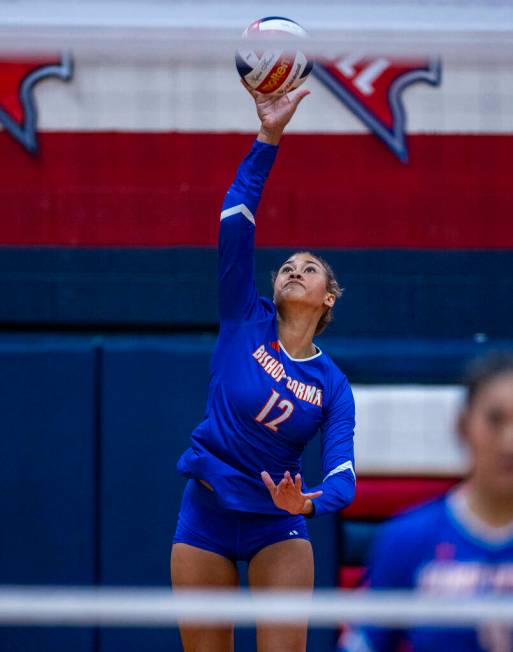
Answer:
[
  {"xmin": 242, "ymin": 80, "xmax": 310, "ymax": 145},
  {"xmin": 261, "ymin": 469, "xmax": 322, "ymax": 515}
]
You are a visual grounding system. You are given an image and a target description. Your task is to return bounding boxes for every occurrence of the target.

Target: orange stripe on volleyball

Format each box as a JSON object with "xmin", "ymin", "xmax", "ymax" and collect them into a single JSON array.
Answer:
[{"xmin": 256, "ymin": 55, "xmax": 294, "ymax": 93}]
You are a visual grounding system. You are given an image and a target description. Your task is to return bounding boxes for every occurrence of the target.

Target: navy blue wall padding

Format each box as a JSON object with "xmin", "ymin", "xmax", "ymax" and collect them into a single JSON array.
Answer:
[
  {"xmin": 2, "ymin": 333, "xmax": 513, "ymax": 652},
  {"xmin": 340, "ymin": 521, "xmax": 380, "ymax": 567},
  {"xmin": 0, "ymin": 248, "xmax": 218, "ymax": 328},
  {"xmin": 0, "ymin": 335, "xmax": 97, "ymax": 652},
  {"xmin": 302, "ymin": 433, "xmax": 341, "ymax": 651},
  {"xmin": 320, "ymin": 337, "xmax": 513, "ymax": 383},
  {"xmin": 1, "ymin": 247, "xmax": 512, "ymax": 338},
  {"xmin": 98, "ymin": 337, "xmax": 211, "ymax": 652}
]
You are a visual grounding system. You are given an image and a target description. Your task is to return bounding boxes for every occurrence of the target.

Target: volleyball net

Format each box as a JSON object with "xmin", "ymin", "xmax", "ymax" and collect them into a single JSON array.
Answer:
[
  {"xmin": 1, "ymin": 0, "xmax": 513, "ymax": 62},
  {"xmin": 1, "ymin": 587, "xmax": 513, "ymax": 628}
]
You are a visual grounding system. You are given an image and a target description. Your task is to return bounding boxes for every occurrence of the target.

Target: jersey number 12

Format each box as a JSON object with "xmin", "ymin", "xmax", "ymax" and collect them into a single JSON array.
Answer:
[{"xmin": 255, "ymin": 390, "xmax": 294, "ymax": 432}]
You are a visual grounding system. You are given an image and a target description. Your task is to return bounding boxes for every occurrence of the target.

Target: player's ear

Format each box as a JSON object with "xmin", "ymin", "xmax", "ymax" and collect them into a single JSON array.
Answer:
[{"xmin": 324, "ymin": 293, "xmax": 336, "ymax": 308}]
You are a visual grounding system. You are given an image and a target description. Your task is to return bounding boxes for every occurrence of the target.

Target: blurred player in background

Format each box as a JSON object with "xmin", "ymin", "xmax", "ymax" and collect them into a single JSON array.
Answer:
[
  {"xmin": 170, "ymin": 85, "xmax": 356, "ymax": 652},
  {"xmin": 340, "ymin": 351, "xmax": 513, "ymax": 652}
]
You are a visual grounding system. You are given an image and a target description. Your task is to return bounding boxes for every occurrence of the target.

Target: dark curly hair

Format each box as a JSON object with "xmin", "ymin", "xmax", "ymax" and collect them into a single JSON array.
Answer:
[{"xmin": 463, "ymin": 351, "xmax": 513, "ymax": 407}]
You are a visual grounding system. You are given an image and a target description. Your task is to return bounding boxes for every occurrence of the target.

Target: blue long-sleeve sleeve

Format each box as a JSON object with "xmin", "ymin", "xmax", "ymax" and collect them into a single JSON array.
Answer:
[
  {"xmin": 218, "ymin": 140, "xmax": 278, "ymax": 323},
  {"xmin": 308, "ymin": 375, "xmax": 356, "ymax": 517}
]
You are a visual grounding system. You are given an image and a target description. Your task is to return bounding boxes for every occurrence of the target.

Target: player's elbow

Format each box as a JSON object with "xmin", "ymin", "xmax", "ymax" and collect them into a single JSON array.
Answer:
[{"xmin": 338, "ymin": 472, "xmax": 356, "ymax": 510}]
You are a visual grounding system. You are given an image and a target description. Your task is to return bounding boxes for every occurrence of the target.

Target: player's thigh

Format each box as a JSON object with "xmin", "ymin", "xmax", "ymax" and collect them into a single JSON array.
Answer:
[
  {"xmin": 248, "ymin": 538, "xmax": 314, "ymax": 652},
  {"xmin": 171, "ymin": 542, "xmax": 239, "ymax": 587},
  {"xmin": 171, "ymin": 543, "xmax": 239, "ymax": 652}
]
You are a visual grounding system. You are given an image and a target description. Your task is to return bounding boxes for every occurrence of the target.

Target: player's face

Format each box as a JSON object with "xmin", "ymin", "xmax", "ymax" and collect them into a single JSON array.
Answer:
[
  {"xmin": 274, "ymin": 253, "xmax": 335, "ymax": 312},
  {"xmin": 462, "ymin": 372, "xmax": 513, "ymax": 497}
]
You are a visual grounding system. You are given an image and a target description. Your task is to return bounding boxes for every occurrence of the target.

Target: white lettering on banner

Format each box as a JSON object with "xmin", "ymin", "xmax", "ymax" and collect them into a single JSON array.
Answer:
[{"xmin": 335, "ymin": 54, "xmax": 391, "ymax": 96}]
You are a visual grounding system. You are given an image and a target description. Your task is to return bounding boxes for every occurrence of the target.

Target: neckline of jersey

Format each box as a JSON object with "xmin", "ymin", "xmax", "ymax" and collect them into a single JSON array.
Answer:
[
  {"xmin": 279, "ymin": 340, "xmax": 322, "ymax": 362},
  {"xmin": 447, "ymin": 486, "xmax": 513, "ymax": 547}
]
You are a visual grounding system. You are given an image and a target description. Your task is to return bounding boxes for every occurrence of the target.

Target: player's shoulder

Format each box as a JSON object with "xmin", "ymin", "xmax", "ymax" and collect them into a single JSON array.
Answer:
[
  {"xmin": 365, "ymin": 497, "xmax": 451, "ymax": 588},
  {"xmin": 219, "ymin": 295, "xmax": 276, "ymax": 331},
  {"xmin": 250, "ymin": 295, "xmax": 276, "ymax": 322},
  {"xmin": 318, "ymin": 351, "xmax": 352, "ymax": 398},
  {"xmin": 378, "ymin": 495, "xmax": 449, "ymax": 549},
  {"xmin": 315, "ymin": 345, "xmax": 347, "ymax": 377}
]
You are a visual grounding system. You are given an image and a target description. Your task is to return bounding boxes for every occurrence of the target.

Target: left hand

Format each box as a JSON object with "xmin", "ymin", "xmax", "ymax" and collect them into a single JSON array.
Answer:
[{"xmin": 261, "ymin": 470, "xmax": 322, "ymax": 515}]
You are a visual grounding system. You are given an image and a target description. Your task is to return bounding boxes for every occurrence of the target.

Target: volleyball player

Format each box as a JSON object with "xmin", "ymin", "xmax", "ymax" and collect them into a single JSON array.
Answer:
[
  {"xmin": 340, "ymin": 351, "xmax": 513, "ymax": 652},
  {"xmin": 171, "ymin": 87, "xmax": 356, "ymax": 651}
]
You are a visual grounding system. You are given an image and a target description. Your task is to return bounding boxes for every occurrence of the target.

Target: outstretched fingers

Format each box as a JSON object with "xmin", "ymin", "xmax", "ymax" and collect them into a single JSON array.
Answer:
[
  {"xmin": 240, "ymin": 77, "xmax": 258, "ymax": 98},
  {"xmin": 290, "ymin": 88, "xmax": 311, "ymax": 110},
  {"xmin": 304, "ymin": 490, "xmax": 323, "ymax": 500},
  {"xmin": 283, "ymin": 470, "xmax": 294, "ymax": 487},
  {"xmin": 291, "ymin": 471, "xmax": 322, "ymax": 500},
  {"xmin": 240, "ymin": 78, "xmax": 310, "ymax": 108},
  {"xmin": 261, "ymin": 470, "xmax": 277, "ymax": 495}
]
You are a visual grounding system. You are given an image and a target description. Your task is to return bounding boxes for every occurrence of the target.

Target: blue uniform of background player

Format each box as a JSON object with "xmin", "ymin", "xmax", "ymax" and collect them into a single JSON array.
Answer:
[
  {"xmin": 171, "ymin": 86, "xmax": 355, "ymax": 651},
  {"xmin": 340, "ymin": 352, "xmax": 513, "ymax": 652}
]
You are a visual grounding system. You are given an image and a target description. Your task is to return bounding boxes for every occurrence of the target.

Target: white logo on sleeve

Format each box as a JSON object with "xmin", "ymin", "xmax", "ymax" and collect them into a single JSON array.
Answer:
[{"xmin": 289, "ymin": 529, "xmax": 299, "ymax": 536}]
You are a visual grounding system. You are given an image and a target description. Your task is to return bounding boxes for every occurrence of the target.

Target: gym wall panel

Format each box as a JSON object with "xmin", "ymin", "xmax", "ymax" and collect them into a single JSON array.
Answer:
[
  {"xmin": 0, "ymin": 335, "xmax": 97, "ymax": 652},
  {"xmin": 98, "ymin": 336, "xmax": 213, "ymax": 652},
  {"xmin": 1, "ymin": 133, "xmax": 512, "ymax": 249},
  {"xmin": 1, "ymin": 248, "xmax": 512, "ymax": 340}
]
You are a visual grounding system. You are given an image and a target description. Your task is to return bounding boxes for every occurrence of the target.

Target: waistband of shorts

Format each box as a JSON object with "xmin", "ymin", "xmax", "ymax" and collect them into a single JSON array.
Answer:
[{"xmin": 186, "ymin": 478, "xmax": 307, "ymax": 524}]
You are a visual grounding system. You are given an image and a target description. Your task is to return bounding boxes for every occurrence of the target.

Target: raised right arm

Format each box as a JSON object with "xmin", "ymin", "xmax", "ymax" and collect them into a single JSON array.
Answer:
[
  {"xmin": 218, "ymin": 85, "xmax": 310, "ymax": 324},
  {"xmin": 218, "ymin": 140, "xmax": 278, "ymax": 323}
]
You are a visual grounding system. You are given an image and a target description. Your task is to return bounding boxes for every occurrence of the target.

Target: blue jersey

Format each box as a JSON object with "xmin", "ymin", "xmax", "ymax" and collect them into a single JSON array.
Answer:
[
  {"xmin": 177, "ymin": 139, "xmax": 355, "ymax": 517},
  {"xmin": 341, "ymin": 490, "xmax": 513, "ymax": 652}
]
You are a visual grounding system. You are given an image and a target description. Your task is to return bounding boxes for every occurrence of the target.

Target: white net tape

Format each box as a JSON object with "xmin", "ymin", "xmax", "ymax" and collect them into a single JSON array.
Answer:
[
  {"xmin": 1, "ymin": 0, "xmax": 513, "ymax": 62},
  {"xmin": 0, "ymin": 588, "xmax": 512, "ymax": 627}
]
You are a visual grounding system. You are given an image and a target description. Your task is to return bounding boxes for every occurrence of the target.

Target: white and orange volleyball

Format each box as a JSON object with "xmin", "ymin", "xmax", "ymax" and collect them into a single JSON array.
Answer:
[{"xmin": 235, "ymin": 16, "xmax": 313, "ymax": 96}]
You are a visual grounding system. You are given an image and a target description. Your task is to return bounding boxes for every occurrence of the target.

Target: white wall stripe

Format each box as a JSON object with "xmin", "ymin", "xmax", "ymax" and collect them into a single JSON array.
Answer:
[
  {"xmin": 34, "ymin": 61, "xmax": 513, "ymax": 134},
  {"xmin": 220, "ymin": 204, "xmax": 255, "ymax": 225},
  {"xmin": 352, "ymin": 385, "xmax": 468, "ymax": 475}
]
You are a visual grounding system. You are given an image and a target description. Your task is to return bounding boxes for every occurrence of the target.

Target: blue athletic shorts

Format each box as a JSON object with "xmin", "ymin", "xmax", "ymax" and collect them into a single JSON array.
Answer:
[{"xmin": 173, "ymin": 479, "xmax": 310, "ymax": 562}]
